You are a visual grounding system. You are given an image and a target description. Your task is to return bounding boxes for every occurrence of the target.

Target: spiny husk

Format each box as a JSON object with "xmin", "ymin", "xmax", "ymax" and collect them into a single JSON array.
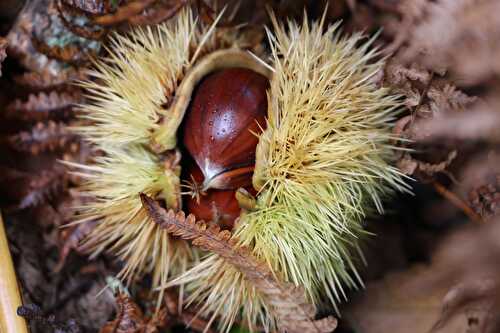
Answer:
[
  {"xmin": 67, "ymin": 146, "xmax": 189, "ymax": 291},
  {"xmin": 168, "ymin": 13, "xmax": 409, "ymax": 332},
  {"xmin": 69, "ymin": 8, "xmax": 245, "ymax": 301},
  {"xmin": 75, "ymin": 9, "xmax": 219, "ymax": 149}
]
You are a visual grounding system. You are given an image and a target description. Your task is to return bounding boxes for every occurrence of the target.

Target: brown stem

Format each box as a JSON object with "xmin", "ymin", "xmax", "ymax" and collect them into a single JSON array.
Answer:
[
  {"xmin": 0, "ymin": 212, "xmax": 29, "ymax": 333},
  {"xmin": 432, "ymin": 181, "xmax": 484, "ymax": 224}
]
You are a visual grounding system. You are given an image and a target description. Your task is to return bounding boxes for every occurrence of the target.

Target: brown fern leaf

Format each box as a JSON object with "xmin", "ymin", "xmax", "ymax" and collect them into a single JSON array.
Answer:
[
  {"xmin": 56, "ymin": 0, "xmax": 108, "ymax": 41},
  {"xmin": 30, "ymin": 0, "xmax": 101, "ymax": 65},
  {"xmin": 141, "ymin": 194, "xmax": 338, "ymax": 333},
  {"xmin": 13, "ymin": 69, "xmax": 87, "ymax": 89},
  {"xmin": 19, "ymin": 169, "xmax": 68, "ymax": 209},
  {"xmin": 100, "ymin": 293, "xmax": 173, "ymax": 333},
  {"xmin": 5, "ymin": 91, "xmax": 80, "ymax": 121},
  {"xmin": 60, "ymin": 0, "xmax": 117, "ymax": 16},
  {"xmin": 99, "ymin": 293, "xmax": 148, "ymax": 333},
  {"xmin": 92, "ymin": 0, "xmax": 157, "ymax": 26},
  {"xmin": 88, "ymin": 0, "xmax": 212, "ymax": 27},
  {"xmin": 31, "ymin": 37, "xmax": 97, "ymax": 65},
  {"xmin": 6, "ymin": 121, "xmax": 79, "ymax": 154},
  {"xmin": 0, "ymin": 166, "xmax": 67, "ymax": 210}
]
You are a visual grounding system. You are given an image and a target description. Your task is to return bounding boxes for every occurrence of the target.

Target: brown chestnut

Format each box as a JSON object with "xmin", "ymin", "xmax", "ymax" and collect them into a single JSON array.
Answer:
[
  {"xmin": 182, "ymin": 68, "xmax": 269, "ymax": 191},
  {"xmin": 183, "ymin": 162, "xmax": 246, "ymax": 230}
]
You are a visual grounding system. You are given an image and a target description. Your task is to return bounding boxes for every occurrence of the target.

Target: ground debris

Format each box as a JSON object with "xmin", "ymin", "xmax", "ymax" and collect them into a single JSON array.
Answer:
[{"xmin": 17, "ymin": 303, "xmax": 82, "ymax": 333}]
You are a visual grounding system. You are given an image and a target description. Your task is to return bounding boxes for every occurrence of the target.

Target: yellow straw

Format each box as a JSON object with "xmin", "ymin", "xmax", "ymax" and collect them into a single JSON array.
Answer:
[{"xmin": 0, "ymin": 211, "xmax": 29, "ymax": 333}]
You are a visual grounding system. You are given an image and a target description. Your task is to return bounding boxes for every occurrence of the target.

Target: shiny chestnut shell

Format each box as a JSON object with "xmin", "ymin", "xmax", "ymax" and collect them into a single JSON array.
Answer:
[
  {"xmin": 184, "ymin": 162, "xmax": 247, "ymax": 230},
  {"xmin": 182, "ymin": 68, "xmax": 269, "ymax": 190}
]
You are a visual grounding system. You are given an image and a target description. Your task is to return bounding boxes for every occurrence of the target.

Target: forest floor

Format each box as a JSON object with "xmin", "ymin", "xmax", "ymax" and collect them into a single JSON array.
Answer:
[{"xmin": 1, "ymin": 1, "xmax": 499, "ymax": 332}]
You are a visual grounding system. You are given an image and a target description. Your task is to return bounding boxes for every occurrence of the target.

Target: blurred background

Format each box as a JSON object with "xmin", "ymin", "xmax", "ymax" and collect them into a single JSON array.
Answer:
[{"xmin": 0, "ymin": 1, "xmax": 499, "ymax": 332}]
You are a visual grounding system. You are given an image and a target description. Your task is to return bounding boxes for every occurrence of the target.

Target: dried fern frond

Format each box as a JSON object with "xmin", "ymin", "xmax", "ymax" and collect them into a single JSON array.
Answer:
[
  {"xmin": 141, "ymin": 194, "xmax": 337, "ymax": 333},
  {"xmin": 68, "ymin": 8, "xmax": 239, "ymax": 301},
  {"xmin": 173, "ymin": 12, "xmax": 409, "ymax": 331},
  {"xmin": 7, "ymin": 121, "xmax": 78, "ymax": 154}
]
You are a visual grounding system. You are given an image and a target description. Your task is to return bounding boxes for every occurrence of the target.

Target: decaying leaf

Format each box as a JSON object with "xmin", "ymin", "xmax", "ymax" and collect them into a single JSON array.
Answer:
[
  {"xmin": 141, "ymin": 194, "xmax": 338, "ymax": 333},
  {"xmin": 92, "ymin": 0, "xmax": 157, "ymax": 25},
  {"xmin": 468, "ymin": 181, "xmax": 500, "ymax": 221},
  {"xmin": 99, "ymin": 294, "xmax": 152, "ymax": 333},
  {"xmin": 60, "ymin": 0, "xmax": 117, "ymax": 16},
  {"xmin": 100, "ymin": 290, "xmax": 218, "ymax": 333}
]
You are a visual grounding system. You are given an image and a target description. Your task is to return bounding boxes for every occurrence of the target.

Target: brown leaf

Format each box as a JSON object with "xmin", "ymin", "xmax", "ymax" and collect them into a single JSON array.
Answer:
[
  {"xmin": 60, "ymin": 0, "xmax": 118, "ymax": 16},
  {"xmin": 141, "ymin": 194, "xmax": 337, "ymax": 333},
  {"xmin": 127, "ymin": 1, "xmax": 186, "ymax": 26},
  {"xmin": 99, "ymin": 293, "xmax": 173, "ymax": 333},
  {"xmin": 6, "ymin": 0, "xmax": 74, "ymax": 75},
  {"xmin": 99, "ymin": 294, "xmax": 147, "ymax": 333},
  {"xmin": 344, "ymin": 264, "xmax": 475, "ymax": 333},
  {"xmin": 56, "ymin": 0, "xmax": 108, "ymax": 40},
  {"xmin": 160, "ymin": 290, "xmax": 216, "ymax": 333},
  {"xmin": 92, "ymin": 0, "xmax": 157, "ymax": 26},
  {"xmin": 30, "ymin": 0, "xmax": 100, "ymax": 65},
  {"xmin": 408, "ymin": 100, "xmax": 500, "ymax": 144},
  {"xmin": 468, "ymin": 180, "xmax": 500, "ymax": 221},
  {"xmin": 382, "ymin": 0, "xmax": 430, "ymax": 55}
]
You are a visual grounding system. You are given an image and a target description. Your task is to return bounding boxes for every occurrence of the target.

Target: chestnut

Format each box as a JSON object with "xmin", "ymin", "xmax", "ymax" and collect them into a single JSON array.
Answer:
[
  {"xmin": 183, "ymin": 161, "xmax": 245, "ymax": 230},
  {"xmin": 182, "ymin": 68, "xmax": 269, "ymax": 191},
  {"xmin": 181, "ymin": 67, "xmax": 269, "ymax": 227}
]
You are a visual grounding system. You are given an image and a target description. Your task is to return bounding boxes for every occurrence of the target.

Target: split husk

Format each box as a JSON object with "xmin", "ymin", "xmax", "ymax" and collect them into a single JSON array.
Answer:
[{"xmin": 70, "ymin": 8, "xmax": 407, "ymax": 332}]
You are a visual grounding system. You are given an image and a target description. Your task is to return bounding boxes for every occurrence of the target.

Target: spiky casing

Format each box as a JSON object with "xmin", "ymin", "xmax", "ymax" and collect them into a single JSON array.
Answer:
[
  {"xmin": 68, "ymin": 9, "xmax": 245, "ymax": 300},
  {"xmin": 167, "ymin": 15, "xmax": 408, "ymax": 332},
  {"xmin": 70, "ymin": 7, "xmax": 407, "ymax": 333}
]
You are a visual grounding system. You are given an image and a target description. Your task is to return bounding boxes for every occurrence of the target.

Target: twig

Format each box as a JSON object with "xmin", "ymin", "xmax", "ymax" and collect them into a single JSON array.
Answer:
[
  {"xmin": 0, "ymin": 211, "xmax": 29, "ymax": 333},
  {"xmin": 432, "ymin": 181, "xmax": 484, "ymax": 224}
]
